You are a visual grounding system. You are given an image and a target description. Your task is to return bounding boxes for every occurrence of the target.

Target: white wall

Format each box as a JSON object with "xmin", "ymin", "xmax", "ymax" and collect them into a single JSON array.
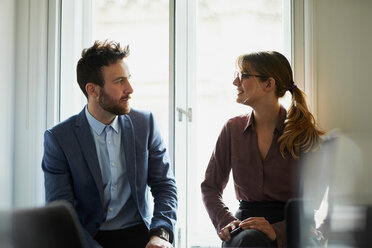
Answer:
[
  {"xmin": 313, "ymin": 0, "xmax": 372, "ymax": 201},
  {"xmin": 0, "ymin": 0, "xmax": 16, "ymax": 209},
  {"xmin": 316, "ymin": 0, "xmax": 372, "ymax": 133}
]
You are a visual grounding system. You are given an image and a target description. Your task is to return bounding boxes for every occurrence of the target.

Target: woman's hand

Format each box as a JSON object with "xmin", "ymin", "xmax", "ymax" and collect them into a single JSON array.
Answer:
[
  {"xmin": 239, "ymin": 217, "xmax": 276, "ymax": 241},
  {"xmin": 218, "ymin": 220, "xmax": 241, "ymax": 242}
]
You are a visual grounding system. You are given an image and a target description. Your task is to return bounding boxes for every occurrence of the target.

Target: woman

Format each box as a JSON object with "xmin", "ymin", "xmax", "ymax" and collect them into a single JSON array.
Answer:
[{"xmin": 201, "ymin": 51, "xmax": 324, "ymax": 247}]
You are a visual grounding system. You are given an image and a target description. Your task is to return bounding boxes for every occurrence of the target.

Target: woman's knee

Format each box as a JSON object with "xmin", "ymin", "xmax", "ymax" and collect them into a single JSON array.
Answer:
[{"xmin": 222, "ymin": 229, "xmax": 274, "ymax": 247}]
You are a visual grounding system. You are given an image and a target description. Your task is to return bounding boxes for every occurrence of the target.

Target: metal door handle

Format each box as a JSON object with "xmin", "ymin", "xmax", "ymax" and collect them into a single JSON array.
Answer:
[{"xmin": 176, "ymin": 107, "xmax": 192, "ymax": 122}]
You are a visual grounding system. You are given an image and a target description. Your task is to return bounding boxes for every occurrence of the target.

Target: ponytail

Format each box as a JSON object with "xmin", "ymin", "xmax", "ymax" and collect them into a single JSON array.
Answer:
[
  {"xmin": 278, "ymin": 87, "xmax": 325, "ymax": 158},
  {"xmin": 237, "ymin": 51, "xmax": 324, "ymax": 158}
]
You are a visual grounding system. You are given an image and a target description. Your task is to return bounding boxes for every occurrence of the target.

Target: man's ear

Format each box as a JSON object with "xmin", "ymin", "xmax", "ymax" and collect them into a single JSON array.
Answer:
[
  {"xmin": 86, "ymin": 82, "xmax": 99, "ymax": 98},
  {"xmin": 265, "ymin": 77, "xmax": 276, "ymax": 92}
]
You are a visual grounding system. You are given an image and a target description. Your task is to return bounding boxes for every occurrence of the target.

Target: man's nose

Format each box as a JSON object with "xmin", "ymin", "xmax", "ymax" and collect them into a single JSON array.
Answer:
[{"xmin": 125, "ymin": 80, "xmax": 134, "ymax": 94}]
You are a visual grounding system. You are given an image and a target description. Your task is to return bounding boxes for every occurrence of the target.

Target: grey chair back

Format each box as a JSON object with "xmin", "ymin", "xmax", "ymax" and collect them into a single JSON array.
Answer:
[{"xmin": 1, "ymin": 201, "xmax": 86, "ymax": 248}]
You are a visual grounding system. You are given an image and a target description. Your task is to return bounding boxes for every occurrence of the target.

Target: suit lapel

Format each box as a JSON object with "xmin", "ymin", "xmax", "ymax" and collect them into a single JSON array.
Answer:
[
  {"xmin": 74, "ymin": 109, "xmax": 104, "ymax": 205},
  {"xmin": 120, "ymin": 115, "xmax": 137, "ymax": 201}
]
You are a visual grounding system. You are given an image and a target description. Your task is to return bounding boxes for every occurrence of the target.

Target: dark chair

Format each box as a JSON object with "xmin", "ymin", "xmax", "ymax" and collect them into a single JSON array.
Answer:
[{"xmin": 2, "ymin": 201, "xmax": 87, "ymax": 248}]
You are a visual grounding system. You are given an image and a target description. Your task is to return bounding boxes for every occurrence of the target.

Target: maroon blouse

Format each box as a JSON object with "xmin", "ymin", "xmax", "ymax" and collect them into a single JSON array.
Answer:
[{"xmin": 201, "ymin": 106, "xmax": 299, "ymax": 248}]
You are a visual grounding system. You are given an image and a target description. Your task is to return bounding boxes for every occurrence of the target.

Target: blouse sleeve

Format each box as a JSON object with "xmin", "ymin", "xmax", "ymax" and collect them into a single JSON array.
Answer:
[{"xmin": 201, "ymin": 122, "xmax": 238, "ymax": 232}]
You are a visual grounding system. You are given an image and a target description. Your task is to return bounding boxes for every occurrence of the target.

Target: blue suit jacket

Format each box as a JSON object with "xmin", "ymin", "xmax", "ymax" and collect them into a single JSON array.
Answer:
[{"xmin": 42, "ymin": 108, "xmax": 177, "ymax": 247}]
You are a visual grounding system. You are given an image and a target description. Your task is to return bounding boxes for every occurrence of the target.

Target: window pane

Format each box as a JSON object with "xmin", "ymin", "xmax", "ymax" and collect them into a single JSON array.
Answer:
[
  {"xmin": 92, "ymin": 0, "xmax": 170, "ymax": 145},
  {"xmin": 60, "ymin": 1, "xmax": 91, "ymax": 122}
]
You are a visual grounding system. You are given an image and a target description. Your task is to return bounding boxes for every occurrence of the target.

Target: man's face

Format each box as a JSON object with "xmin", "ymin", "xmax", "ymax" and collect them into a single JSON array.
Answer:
[{"xmin": 98, "ymin": 59, "xmax": 133, "ymax": 115}]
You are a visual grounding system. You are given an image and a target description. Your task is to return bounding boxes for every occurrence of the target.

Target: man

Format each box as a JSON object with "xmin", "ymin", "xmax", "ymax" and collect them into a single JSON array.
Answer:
[{"xmin": 42, "ymin": 40, "xmax": 177, "ymax": 248}]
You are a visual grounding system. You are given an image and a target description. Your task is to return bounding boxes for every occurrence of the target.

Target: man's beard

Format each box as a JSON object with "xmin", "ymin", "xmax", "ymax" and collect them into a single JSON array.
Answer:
[{"xmin": 98, "ymin": 88, "xmax": 131, "ymax": 115}]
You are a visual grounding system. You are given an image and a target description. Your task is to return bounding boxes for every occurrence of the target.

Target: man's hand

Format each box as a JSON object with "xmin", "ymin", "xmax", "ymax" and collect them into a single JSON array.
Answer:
[
  {"xmin": 145, "ymin": 236, "xmax": 173, "ymax": 248},
  {"xmin": 218, "ymin": 220, "xmax": 241, "ymax": 242},
  {"xmin": 239, "ymin": 217, "xmax": 276, "ymax": 241}
]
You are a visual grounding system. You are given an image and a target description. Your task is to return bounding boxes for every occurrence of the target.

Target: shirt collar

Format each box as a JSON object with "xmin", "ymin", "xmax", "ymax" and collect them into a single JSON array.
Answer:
[
  {"xmin": 85, "ymin": 106, "xmax": 120, "ymax": 135},
  {"xmin": 275, "ymin": 105, "xmax": 287, "ymax": 132},
  {"xmin": 110, "ymin": 116, "xmax": 120, "ymax": 133},
  {"xmin": 243, "ymin": 105, "xmax": 287, "ymax": 133},
  {"xmin": 244, "ymin": 111, "xmax": 255, "ymax": 131}
]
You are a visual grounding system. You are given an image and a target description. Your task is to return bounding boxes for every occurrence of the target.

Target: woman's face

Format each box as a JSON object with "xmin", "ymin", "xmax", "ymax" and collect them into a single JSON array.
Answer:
[{"xmin": 233, "ymin": 69, "xmax": 266, "ymax": 106}]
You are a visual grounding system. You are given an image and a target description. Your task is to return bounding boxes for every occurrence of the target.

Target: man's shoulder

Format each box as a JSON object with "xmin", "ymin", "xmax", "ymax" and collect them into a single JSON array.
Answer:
[
  {"xmin": 125, "ymin": 108, "xmax": 153, "ymax": 124},
  {"xmin": 127, "ymin": 108, "xmax": 152, "ymax": 119},
  {"xmin": 47, "ymin": 112, "xmax": 82, "ymax": 135}
]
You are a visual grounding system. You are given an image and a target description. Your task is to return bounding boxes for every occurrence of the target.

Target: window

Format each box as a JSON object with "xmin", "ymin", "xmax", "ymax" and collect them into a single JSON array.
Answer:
[
  {"xmin": 92, "ymin": 0, "xmax": 171, "ymax": 145},
  {"xmin": 179, "ymin": 1, "xmax": 291, "ymax": 246},
  {"xmin": 59, "ymin": 0, "xmax": 291, "ymax": 247}
]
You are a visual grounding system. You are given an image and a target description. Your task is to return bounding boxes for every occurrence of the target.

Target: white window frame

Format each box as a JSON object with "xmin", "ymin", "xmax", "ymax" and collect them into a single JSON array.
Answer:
[{"xmin": 292, "ymin": 0, "xmax": 318, "ymax": 118}]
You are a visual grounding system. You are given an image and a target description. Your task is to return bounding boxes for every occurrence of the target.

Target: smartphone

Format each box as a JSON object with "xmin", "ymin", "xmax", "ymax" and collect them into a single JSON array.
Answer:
[{"xmin": 230, "ymin": 226, "xmax": 242, "ymax": 236}]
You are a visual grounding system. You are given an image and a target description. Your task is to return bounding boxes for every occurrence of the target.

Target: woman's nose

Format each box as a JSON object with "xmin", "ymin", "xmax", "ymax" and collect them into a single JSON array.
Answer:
[{"xmin": 233, "ymin": 77, "xmax": 240, "ymax": 86}]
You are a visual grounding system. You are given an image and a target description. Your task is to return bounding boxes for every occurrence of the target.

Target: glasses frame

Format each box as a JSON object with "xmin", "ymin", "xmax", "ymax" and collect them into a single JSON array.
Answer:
[{"xmin": 234, "ymin": 71, "xmax": 268, "ymax": 83}]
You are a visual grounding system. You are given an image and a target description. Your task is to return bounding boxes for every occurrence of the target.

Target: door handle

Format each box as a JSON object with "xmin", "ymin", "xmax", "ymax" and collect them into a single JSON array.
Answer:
[{"xmin": 176, "ymin": 107, "xmax": 192, "ymax": 122}]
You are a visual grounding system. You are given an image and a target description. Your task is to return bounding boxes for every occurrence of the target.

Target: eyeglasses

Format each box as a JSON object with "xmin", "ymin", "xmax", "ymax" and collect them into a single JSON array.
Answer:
[{"xmin": 234, "ymin": 71, "xmax": 268, "ymax": 83}]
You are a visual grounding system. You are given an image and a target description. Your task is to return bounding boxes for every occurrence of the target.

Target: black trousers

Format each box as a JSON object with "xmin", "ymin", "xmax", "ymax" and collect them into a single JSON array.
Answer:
[
  {"xmin": 222, "ymin": 201, "xmax": 285, "ymax": 248},
  {"xmin": 95, "ymin": 223, "xmax": 149, "ymax": 248}
]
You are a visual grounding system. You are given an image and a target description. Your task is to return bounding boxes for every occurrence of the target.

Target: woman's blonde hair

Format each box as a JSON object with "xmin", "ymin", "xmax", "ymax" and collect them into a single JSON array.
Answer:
[{"xmin": 236, "ymin": 51, "xmax": 324, "ymax": 158}]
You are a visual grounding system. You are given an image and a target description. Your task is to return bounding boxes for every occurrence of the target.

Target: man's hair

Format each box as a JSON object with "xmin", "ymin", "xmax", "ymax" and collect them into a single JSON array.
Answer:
[{"xmin": 76, "ymin": 40, "xmax": 130, "ymax": 98}]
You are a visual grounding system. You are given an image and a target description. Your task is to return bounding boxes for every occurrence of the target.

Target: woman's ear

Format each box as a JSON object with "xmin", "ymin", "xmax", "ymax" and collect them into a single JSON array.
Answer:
[
  {"xmin": 265, "ymin": 77, "xmax": 276, "ymax": 92},
  {"xmin": 86, "ymin": 82, "xmax": 99, "ymax": 98}
]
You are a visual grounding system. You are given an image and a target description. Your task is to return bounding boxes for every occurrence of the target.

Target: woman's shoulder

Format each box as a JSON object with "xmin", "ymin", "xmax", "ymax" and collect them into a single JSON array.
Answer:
[
  {"xmin": 227, "ymin": 113, "xmax": 249, "ymax": 122},
  {"xmin": 224, "ymin": 112, "xmax": 252, "ymax": 130}
]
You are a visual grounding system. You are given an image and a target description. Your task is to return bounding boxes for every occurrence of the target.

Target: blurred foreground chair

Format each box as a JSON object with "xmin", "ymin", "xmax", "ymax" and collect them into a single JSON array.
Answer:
[
  {"xmin": 286, "ymin": 131, "xmax": 372, "ymax": 247},
  {"xmin": 0, "ymin": 201, "xmax": 86, "ymax": 248}
]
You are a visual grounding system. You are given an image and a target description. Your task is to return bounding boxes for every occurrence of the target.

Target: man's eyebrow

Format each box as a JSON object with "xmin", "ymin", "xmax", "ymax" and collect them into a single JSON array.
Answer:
[
  {"xmin": 112, "ymin": 77, "xmax": 124, "ymax": 82},
  {"xmin": 113, "ymin": 75, "xmax": 130, "ymax": 82}
]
